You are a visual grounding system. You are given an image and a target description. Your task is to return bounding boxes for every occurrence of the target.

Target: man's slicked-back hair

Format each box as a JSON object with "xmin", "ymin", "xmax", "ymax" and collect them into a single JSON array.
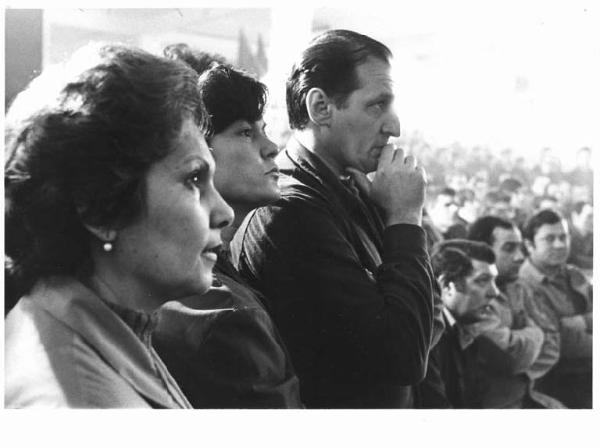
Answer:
[
  {"xmin": 431, "ymin": 239, "xmax": 496, "ymax": 286},
  {"xmin": 198, "ymin": 64, "xmax": 268, "ymax": 136},
  {"xmin": 164, "ymin": 42, "xmax": 229, "ymax": 75},
  {"xmin": 468, "ymin": 215, "xmax": 515, "ymax": 246},
  {"xmin": 286, "ymin": 29, "xmax": 392, "ymax": 130},
  {"xmin": 522, "ymin": 209, "xmax": 565, "ymax": 242}
]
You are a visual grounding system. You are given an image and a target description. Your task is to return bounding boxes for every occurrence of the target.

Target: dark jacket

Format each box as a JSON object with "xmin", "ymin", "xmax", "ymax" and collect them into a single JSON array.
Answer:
[
  {"xmin": 153, "ymin": 253, "xmax": 302, "ymax": 408},
  {"xmin": 231, "ymin": 138, "xmax": 435, "ymax": 408},
  {"xmin": 421, "ymin": 308, "xmax": 564, "ymax": 409}
]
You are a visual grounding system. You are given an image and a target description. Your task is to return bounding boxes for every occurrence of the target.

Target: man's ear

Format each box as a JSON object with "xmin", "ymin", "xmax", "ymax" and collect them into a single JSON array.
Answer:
[
  {"xmin": 453, "ymin": 277, "xmax": 467, "ymax": 294},
  {"xmin": 305, "ymin": 87, "xmax": 334, "ymax": 127}
]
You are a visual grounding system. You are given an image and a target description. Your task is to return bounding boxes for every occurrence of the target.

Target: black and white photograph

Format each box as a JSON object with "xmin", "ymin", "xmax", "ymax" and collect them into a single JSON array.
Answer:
[{"xmin": 2, "ymin": 0, "xmax": 598, "ymax": 445}]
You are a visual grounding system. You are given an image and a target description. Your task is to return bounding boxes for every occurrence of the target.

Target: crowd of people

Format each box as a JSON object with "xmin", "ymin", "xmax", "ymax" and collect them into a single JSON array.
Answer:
[{"xmin": 4, "ymin": 29, "xmax": 593, "ymax": 409}]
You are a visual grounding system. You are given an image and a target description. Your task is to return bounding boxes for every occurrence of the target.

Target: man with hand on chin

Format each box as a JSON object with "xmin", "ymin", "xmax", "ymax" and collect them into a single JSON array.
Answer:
[{"xmin": 232, "ymin": 29, "xmax": 436, "ymax": 408}]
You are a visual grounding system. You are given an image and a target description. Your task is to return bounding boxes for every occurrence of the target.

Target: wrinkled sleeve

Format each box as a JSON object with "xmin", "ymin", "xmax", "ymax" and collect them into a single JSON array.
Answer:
[
  {"xmin": 236, "ymin": 201, "xmax": 435, "ymax": 388},
  {"xmin": 478, "ymin": 314, "xmax": 544, "ymax": 375},
  {"xmin": 559, "ymin": 312, "xmax": 593, "ymax": 359},
  {"xmin": 514, "ymin": 281, "xmax": 561, "ymax": 380}
]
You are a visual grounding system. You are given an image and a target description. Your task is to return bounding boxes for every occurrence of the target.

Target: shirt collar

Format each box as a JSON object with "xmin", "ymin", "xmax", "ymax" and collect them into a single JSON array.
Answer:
[
  {"xmin": 520, "ymin": 258, "xmax": 548, "ymax": 284},
  {"xmin": 442, "ymin": 307, "xmax": 475, "ymax": 350},
  {"xmin": 521, "ymin": 258, "xmax": 567, "ymax": 284}
]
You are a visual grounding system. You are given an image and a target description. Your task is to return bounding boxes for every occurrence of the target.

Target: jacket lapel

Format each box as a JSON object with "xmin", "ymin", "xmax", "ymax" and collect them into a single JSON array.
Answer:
[{"xmin": 33, "ymin": 277, "xmax": 190, "ymax": 408}]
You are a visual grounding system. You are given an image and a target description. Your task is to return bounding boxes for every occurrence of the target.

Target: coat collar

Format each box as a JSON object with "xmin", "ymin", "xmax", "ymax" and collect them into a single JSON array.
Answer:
[
  {"xmin": 30, "ymin": 276, "xmax": 191, "ymax": 408},
  {"xmin": 520, "ymin": 258, "xmax": 567, "ymax": 284}
]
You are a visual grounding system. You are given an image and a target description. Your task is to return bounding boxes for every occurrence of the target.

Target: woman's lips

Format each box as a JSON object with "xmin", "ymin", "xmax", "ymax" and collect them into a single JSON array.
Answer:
[
  {"xmin": 201, "ymin": 251, "xmax": 218, "ymax": 263},
  {"xmin": 201, "ymin": 243, "xmax": 221, "ymax": 263}
]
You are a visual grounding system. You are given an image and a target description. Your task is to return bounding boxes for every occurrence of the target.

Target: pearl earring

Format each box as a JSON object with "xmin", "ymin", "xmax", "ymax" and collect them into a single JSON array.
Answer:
[{"xmin": 103, "ymin": 242, "xmax": 113, "ymax": 252}]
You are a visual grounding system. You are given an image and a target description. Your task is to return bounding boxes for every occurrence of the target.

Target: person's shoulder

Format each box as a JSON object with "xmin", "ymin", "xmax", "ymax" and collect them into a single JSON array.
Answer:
[
  {"xmin": 504, "ymin": 279, "xmax": 535, "ymax": 299},
  {"xmin": 4, "ymin": 297, "xmax": 118, "ymax": 408},
  {"xmin": 564, "ymin": 263, "xmax": 588, "ymax": 278}
]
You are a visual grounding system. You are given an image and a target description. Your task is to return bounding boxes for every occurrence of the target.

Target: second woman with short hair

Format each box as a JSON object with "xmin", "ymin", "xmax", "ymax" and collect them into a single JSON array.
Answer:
[{"xmin": 153, "ymin": 45, "xmax": 302, "ymax": 408}]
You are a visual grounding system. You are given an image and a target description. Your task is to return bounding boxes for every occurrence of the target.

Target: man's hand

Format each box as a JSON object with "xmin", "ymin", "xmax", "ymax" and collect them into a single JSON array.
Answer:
[{"xmin": 347, "ymin": 145, "xmax": 427, "ymax": 226}]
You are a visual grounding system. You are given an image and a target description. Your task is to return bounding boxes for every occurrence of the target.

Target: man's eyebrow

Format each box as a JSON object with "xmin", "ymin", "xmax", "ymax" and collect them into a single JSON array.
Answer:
[
  {"xmin": 372, "ymin": 92, "xmax": 394, "ymax": 102},
  {"xmin": 475, "ymin": 273, "xmax": 493, "ymax": 281}
]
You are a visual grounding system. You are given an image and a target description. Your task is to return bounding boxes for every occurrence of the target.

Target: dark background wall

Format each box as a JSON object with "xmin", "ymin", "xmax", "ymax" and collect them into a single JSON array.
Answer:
[{"xmin": 5, "ymin": 9, "xmax": 43, "ymax": 109}]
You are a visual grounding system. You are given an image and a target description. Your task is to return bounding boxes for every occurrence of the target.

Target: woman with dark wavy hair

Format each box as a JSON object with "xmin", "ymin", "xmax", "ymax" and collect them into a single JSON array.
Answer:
[{"xmin": 4, "ymin": 43, "xmax": 233, "ymax": 408}]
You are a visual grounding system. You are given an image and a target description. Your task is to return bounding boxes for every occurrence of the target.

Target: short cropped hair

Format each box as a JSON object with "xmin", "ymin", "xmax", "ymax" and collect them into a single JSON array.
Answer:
[
  {"xmin": 5, "ymin": 43, "xmax": 205, "ymax": 291},
  {"xmin": 163, "ymin": 43, "xmax": 229, "ymax": 75},
  {"xmin": 165, "ymin": 44, "xmax": 267, "ymax": 136},
  {"xmin": 286, "ymin": 29, "xmax": 392, "ymax": 129},
  {"xmin": 484, "ymin": 189, "xmax": 511, "ymax": 204},
  {"xmin": 499, "ymin": 177, "xmax": 523, "ymax": 193},
  {"xmin": 467, "ymin": 216, "xmax": 515, "ymax": 246},
  {"xmin": 522, "ymin": 209, "xmax": 564, "ymax": 242},
  {"xmin": 431, "ymin": 239, "xmax": 496, "ymax": 287},
  {"xmin": 198, "ymin": 65, "xmax": 268, "ymax": 135}
]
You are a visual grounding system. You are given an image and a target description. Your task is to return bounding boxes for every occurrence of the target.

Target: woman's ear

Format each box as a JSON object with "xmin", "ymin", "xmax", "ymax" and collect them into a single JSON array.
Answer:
[
  {"xmin": 305, "ymin": 87, "xmax": 333, "ymax": 127},
  {"xmin": 83, "ymin": 224, "xmax": 117, "ymax": 245},
  {"xmin": 77, "ymin": 205, "xmax": 117, "ymax": 245}
]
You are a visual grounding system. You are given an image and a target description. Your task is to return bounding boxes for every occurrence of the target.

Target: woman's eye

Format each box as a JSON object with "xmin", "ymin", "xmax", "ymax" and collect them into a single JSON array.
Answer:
[
  {"xmin": 187, "ymin": 170, "xmax": 205, "ymax": 189},
  {"xmin": 240, "ymin": 128, "xmax": 253, "ymax": 138}
]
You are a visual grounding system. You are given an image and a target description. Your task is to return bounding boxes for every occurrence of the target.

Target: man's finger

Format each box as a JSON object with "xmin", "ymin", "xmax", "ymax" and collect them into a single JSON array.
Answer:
[
  {"xmin": 403, "ymin": 155, "xmax": 417, "ymax": 169},
  {"xmin": 416, "ymin": 166, "xmax": 428, "ymax": 184},
  {"xmin": 378, "ymin": 144, "xmax": 396, "ymax": 167}
]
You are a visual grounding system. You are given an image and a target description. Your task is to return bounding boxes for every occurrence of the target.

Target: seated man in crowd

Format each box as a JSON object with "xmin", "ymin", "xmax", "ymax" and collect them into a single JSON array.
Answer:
[
  {"xmin": 481, "ymin": 189, "xmax": 516, "ymax": 222},
  {"xmin": 426, "ymin": 186, "xmax": 468, "ymax": 240},
  {"xmin": 426, "ymin": 240, "xmax": 563, "ymax": 408},
  {"xmin": 567, "ymin": 200, "xmax": 593, "ymax": 272},
  {"xmin": 519, "ymin": 209, "xmax": 593, "ymax": 408},
  {"xmin": 498, "ymin": 176, "xmax": 529, "ymax": 229},
  {"xmin": 534, "ymin": 194, "xmax": 560, "ymax": 213},
  {"xmin": 468, "ymin": 216, "xmax": 561, "ymax": 404}
]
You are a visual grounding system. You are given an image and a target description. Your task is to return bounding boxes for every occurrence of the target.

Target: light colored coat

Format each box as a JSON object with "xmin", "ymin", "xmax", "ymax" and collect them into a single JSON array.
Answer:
[{"xmin": 5, "ymin": 276, "xmax": 191, "ymax": 408}]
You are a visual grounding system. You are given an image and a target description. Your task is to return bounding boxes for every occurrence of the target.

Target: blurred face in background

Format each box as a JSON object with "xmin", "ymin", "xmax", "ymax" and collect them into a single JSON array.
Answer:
[
  {"xmin": 430, "ymin": 193, "xmax": 459, "ymax": 231},
  {"xmin": 572, "ymin": 204, "xmax": 593, "ymax": 236},
  {"xmin": 491, "ymin": 226, "xmax": 525, "ymax": 281},
  {"xmin": 525, "ymin": 219, "xmax": 570, "ymax": 270},
  {"xmin": 487, "ymin": 201, "xmax": 516, "ymax": 221}
]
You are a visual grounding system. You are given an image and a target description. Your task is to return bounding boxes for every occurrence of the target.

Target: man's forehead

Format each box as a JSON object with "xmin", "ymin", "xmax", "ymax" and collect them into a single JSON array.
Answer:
[
  {"xmin": 354, "ymin": 57, "xmax": 394, "ymax": 91},
  {"xmin": 469, "ymin": 259, "xmax": 498, "ymax": 278},
  {"xmin": 535, "ymin": 220, "xmax": 568, "ymax": 237}
]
